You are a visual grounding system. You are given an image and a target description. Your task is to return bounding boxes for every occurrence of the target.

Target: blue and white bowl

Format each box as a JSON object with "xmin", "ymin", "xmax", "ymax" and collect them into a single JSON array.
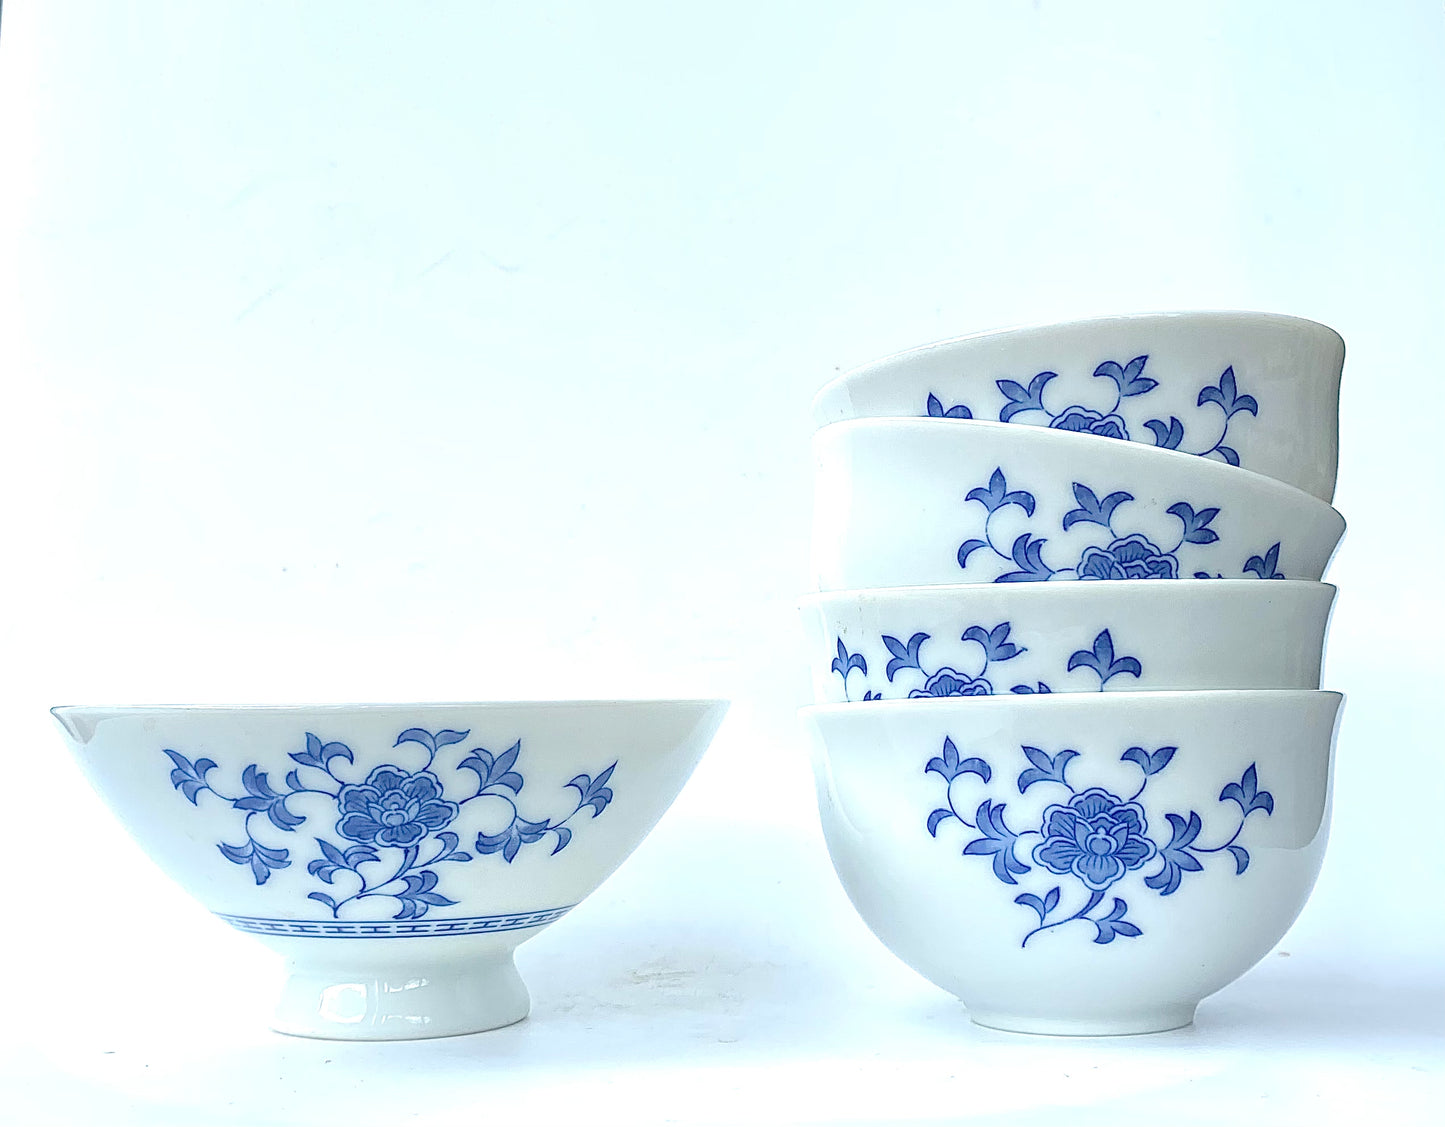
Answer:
[
  {"xmin": 801, "ymin": 580, "xmax": 1336, "ymax": 703},
  {"xmin": 811, "ymin": 311, "xmax": 1344, "ymax": 502},
  {"xmin": 52, "ymin": 699, "xmax": 728, "ymax": 1040},
  {"xmin": 812, "ymin": 419, "xmax": 1345, "ymax": 591},
  {"xmin": 802, "ymin": 690, "xmax": 1342, "ymax": 1034}
]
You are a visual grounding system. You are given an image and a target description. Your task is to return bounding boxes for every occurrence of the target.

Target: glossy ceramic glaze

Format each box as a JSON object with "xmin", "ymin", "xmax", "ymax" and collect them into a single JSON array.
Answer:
[
  {"xmin": 801, "ymin": 580, "xmax": 1336, "ymax": 702},
  {"xmin": 812, "ymin": 419, "xmax": 1345, "ymax": 591},
  {"xmin": 802, "ymin": 691, "xmax": 1342, "ymax": 1035},
  {"xmin": 811, "ymin": 311, "xmax": 1343, "ymax": 502},
  {"xmin": 53, "ymin": 699, "xmax": 729, "ymax": 1040}
]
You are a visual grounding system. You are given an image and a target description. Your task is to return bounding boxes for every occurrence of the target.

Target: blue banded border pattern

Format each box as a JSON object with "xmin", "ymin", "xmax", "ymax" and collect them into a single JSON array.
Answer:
[{"xmin": 216, "ymin": 905, "xmax": 575, "ymax": 938}]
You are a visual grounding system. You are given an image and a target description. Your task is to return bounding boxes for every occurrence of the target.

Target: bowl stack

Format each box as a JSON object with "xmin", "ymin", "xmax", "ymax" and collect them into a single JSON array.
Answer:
[{"xmin": 800, "ymin": 311, "xmax": 1347, "ymax": 1035}]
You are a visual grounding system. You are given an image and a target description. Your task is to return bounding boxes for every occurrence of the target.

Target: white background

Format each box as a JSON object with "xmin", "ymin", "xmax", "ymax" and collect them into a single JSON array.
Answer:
[{"xmin": 2, "ymin": 1, "xmax": 1442, "ymax": 1123}]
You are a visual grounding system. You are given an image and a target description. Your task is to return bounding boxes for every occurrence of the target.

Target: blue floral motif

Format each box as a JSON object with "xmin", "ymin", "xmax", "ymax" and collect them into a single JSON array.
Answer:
[
  {"xmin": 1076, "ymin": 534, "xmax": 1179, "ymax": 580},
  {"xmin": 335, "ymin": 766, "xmax": 459, "ymax": 848},
  {"xmin": 1049, "ymin": 405, "xmax": 1130, "ymax": 441},
  {"xmin": 1033, "ymin": 789, "xmax": 1156, "ymax": 891},
  {"xmin": 921, "ymin": 356, "xmax": 1260, "ymax": 468},
  {"xmin": 912, "ymin": 668, "xmax": 993, "ymax": 698},
  {"xmin": 163, "ymin": 728, "xmax": 617, "ymax": 921},
  {"xmin": 925, "ymin": 739, "xmax": 1273, "ymax": 946}
]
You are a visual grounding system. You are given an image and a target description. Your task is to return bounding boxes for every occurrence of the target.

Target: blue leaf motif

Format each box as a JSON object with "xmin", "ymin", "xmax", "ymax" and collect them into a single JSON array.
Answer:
[
  {"xmin": 1061, "ymin": 483, "xmax": 1133, "ymax": 532},
  {"xmin": 967, "ymin": 467, "xmax": 1037, "ymax": 517},
  {"xmin": 961, "ymin": 800, "xmax": 1030, "ymax": 884},
  {"xmin": 1066, "ymin": 629, "xmax": 1143, "ymax": 687},
  {"xmin": 1092, "ymin": 897, "xmax": 1142, "ymax": 944},
  {"xmin": 568, "ymin": 762, "xmax": 617, "ymax": 817},
  {"xmin": 1217, "ymin": 445, "xmax": 1241, "ymax": 467},
  {"xmin": 1009, "ymin": 682, "xmax": 1052, "ymax": 694},
  {"xmin": 1228, "ymin": 844, "xmax": 1251, "ymax": 874},
  {"xmin": 883, "ymin": 632, "xmax": 930, "ymax": 681},
  {"xmin": 1144, "ymin": 811, "xmax": 1205, "ymax": 896},
  {"xmin": 924, "ymin": 736, "xmax": 992, "ymax": 784},
  {"xmin": 962, "ymin": 622, "xmax": 1024, "ymax": 664},
  {"xmin": 1220, "ymin": 763, "xmax": 1275, "ymax": 816},
  {"xmin": 957, "ymin": 538, "xmax": 990, "ymax": 569},
  {"xmin": 1145, "ymin": 416, "xmax": 1185, "ymax": 450},
  {"xmin": 831, "ymin": 638, "xmax": 868, "ymax": 679},
  {"xmin": 459, "ymin": 740, "xmax": 526, "ymax": 795},
  {"xmin": 164, "ymin": 749, "xmax": 216, "ymax": 805},
  {"xmin": 217, "ymin": 837, "xmax": 290, "ymax": 885},
  {"xmin": 1017, "ymin": 745, "xmax": 1077, "ymax": 793},
  {"xmin": 1095, "ymin": 356, "xmax": 1156, "ymax": 398},
  {"xmin": 1244, "ymin": 543, "xmax": 1285, "ymax": 580},
  {"xmin": 1198, "ymin": 366, "xmax": 1258, "ymax": 418},
  {"xmin": 1016, "ymin": 885, "xmax": 1062, "ymax": 924},
  {"xmin": 1167, "ymin": 501, "xmax": 1222, "ymax": 545},
  {"xmin": 926, "ymin": 392, "xmax": 973, "ymax": 419},
  {"xmin": 1121, "ymin": 745, "xmax": 1177, "ymax": 776},
  {"xmin": 926, "ymin": 808, "xmax": 954, "ymax": 837},
  {"xmin": 996, "ymin": 534, "xmax": 1053, "ymax": 583},
  {"xmin": 997, "ymin": 371, "xmax": 1056, "ymax": 422},
  {"xmin": 290, "ymin": 733, "xmax": 354, "ymax": 769}
]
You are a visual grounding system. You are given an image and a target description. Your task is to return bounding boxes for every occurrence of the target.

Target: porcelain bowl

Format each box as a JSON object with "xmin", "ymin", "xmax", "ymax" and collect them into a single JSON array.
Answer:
[
  {"xmin": 802, "ymin": 691, "xmax": 1342, "ymax": 1035},
  {"xmin": 52, "ymin": 699, "xmax": 728, "ymax": 1040},
  {"xmin": 811, "ymin": 311, "xmax": 1344, "ymax": 502},
  {"xmin": 813, "ymin": 418, "xmax": 1345, "ymax": 591},
  {"xmin": 801, "ymin": 580, "xmax": 1336, "ymax": 702}
]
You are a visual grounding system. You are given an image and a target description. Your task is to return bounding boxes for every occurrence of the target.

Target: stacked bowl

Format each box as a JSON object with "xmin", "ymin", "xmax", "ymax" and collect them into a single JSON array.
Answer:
[{"xmin": 800, "ymin": 311, "xmax": 1346, "ymax": 1035}]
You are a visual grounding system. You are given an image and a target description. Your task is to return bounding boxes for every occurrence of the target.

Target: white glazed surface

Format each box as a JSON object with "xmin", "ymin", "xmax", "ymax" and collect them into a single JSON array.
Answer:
[
  {"xmin": 801, "ymin": 580, "xmax": 1336, "ymax": 702},
  {"xmin": 812, "ymin": 418, "xmax": 1345, "ymax": 591},
  {"xmin": 811, "ymin": 311, "xmax": 1344, "ymax": 502},
  {"xmin": 802, "ymin": 691, "xmax": 1342, "ymax": 1035},
  {"xmin": 52, "ymin": 699, "xmax": 728, "ymax": 1040}
]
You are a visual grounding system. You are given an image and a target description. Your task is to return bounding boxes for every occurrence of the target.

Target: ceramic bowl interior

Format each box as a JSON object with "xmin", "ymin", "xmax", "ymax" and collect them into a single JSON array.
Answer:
[
  {"xmin": 803, "ymin": 690, "xmax": 1342, "ymax": 1035},
  {"xmin": 811, "ymin": 310, "xmax": 1344, "ymax": 502},
  {"xmin": 812, "ymin": 417, "xmax": 1345, "ymax": 591},
  {"xmin": 53, "ymin": 699, "xmax": 729, "ymax": 1040},
  {"xmin": 801, "ymin": 579, "xmax": 1336, "ymax": 703}
]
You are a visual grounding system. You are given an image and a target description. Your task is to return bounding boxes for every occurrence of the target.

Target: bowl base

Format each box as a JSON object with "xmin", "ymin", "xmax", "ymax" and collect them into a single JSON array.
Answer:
[
  {"xmin": 272, "ymin": 954, "xmax": 531, "ymax": 1041},
  {"xmin": 967, "ymin": 1002, "xmax": 1196, "ymax": 1037}
]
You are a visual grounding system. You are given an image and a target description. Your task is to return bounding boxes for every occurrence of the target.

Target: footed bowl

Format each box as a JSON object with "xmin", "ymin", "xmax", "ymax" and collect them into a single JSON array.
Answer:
[
  {"xmin": 802, "ymin": 691, "xmax": 1341, "ymax": 1035},
  {"xmin": 53, "ymin": 699, "xmax": 728, "ymax": 1040}
]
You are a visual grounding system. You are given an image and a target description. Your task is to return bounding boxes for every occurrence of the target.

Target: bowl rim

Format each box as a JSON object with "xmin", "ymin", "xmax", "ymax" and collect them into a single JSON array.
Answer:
[
  {"xmin": 817, "ymin": 308, "xmax": 1345, "ymax": 399},
  {"xmin": 800, "ymin": 688, "xmax": 1344, "ymax": 720},
  {"xmin": 798, "ymin": 577, "xmax": 1337, "ymax": 608},
  {"xmin": 51, "ymin": 698, "xmax": 730, "ymax": 718}
]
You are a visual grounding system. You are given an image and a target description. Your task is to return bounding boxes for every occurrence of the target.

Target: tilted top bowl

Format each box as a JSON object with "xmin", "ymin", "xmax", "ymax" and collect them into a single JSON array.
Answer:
[
  {"xmin": 812, "ymin": 418, "xmax": 1345, "ymax": 591},
  {"xmin": 811, "ymin": 311, "xmax": 1343, "ymax": 502},
  {"xmin": 802, "ymin": 690, "xmax": 1342, "ymax": 1035},
  {"xmin": 802, "ymin": 579, "xmax": 1336, "ymax": 703},
  {"xmin": 52, "ymin": 699, "xmax": 728, "ymax": 1040}
]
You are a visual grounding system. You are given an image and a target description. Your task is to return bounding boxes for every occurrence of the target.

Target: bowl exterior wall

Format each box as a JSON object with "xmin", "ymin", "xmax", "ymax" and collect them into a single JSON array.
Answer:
[
  {"xmin": 811, "ymin": 312, "xmax": 1343, "ymax": 502},
  {"xmin": 54, "ymin": 702, "xmax": 727, "ymax": 944},
  {"xmin": 802, "ymin": 581, "xmax": 1335, "ymax": 702},
  {"xmin": 803, "ymin": 692, "xmax": 1341, "ymax": 1032},
  {"xmin": 812, "ymin": 420, "xmax": 1345, "ymax": 590}
]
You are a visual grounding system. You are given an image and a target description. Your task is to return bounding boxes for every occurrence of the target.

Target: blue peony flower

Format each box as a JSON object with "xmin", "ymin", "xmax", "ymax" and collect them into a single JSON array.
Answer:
[
  {"xmin": 335, "ymin": 765, "xmax": 459, "ymax": 847},
  {"xmin": 1049, "ymin": 406, "xmax": 1130, "ymax": 441},
  {"xmin": 1076, "ymin": 533, "xmax": 1179, "ymax": 580},
  {"xmin": 1033, "ymin": 787, "xmax": 1157, "ymax": 892},
  {"xmin": 908, "ymin": 668, "xmax": 994, "ymax": 698}
]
